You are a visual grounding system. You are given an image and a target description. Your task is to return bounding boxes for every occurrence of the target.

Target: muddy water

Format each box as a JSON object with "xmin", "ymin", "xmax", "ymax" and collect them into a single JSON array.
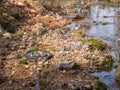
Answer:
[{"xmin": 88, "ymin": 5, "xmax": 120, "ymax": 90}]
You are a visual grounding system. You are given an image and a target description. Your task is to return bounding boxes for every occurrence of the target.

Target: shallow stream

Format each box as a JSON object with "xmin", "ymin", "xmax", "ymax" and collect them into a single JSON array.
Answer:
[
  {"xmin": 86, "ymin": 5, "xmax": 120, "ymax": 90},
  {"xmin": 68, "ymin": 4, "xmax": 120, "ymax": 90}
]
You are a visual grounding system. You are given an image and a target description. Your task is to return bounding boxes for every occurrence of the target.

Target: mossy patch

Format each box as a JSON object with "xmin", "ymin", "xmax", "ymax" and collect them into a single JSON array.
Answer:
[
  {"xmin": 96, "ymin": 81, "xmax": 107, "ymax": 90},
  {"xmin": 78, "ymin": 31, "xmax": 85, "ymax": 37},
  {"xmin": 50, "ymin": 47, "xmax": 56, "ymax": 51},
  {"xmin": 30, "ymin": 46, "xmax": 38, "ymax": 51},
  {"xmin": 103, "ymin": 56, "xmax": 113, "ymax": 66},
  {"xmin": 16, "ymin": 29, "xmax": 24, "ymax": 36},
  {"xmin": 82, "ymin": 39, "xmax": 108, "ymax": 51}
]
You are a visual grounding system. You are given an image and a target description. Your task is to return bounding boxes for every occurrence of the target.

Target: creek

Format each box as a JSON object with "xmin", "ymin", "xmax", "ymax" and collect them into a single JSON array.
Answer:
[
  {"xmin": 68, "ymin": 4, "xmax": 120, "ymax": 90},
  {"xmin": 89, "ymin": 5, "xmax": 120, "ymax": 90}
]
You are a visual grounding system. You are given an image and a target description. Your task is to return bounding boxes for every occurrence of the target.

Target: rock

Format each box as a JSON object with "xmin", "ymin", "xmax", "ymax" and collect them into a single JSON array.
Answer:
[
  {"xmin": 93, "ymin": 21, "xmax": 98, "ymax": 25},
  {"xmin": 100, "ymin": 22, "xmax": 108, "ymax": 25}
]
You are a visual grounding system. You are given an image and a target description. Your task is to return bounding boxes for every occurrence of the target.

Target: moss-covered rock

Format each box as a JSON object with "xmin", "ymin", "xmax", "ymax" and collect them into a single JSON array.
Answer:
[{"xmin": 82, "ymin": 39, "xmax": 109, "ymax": 51}]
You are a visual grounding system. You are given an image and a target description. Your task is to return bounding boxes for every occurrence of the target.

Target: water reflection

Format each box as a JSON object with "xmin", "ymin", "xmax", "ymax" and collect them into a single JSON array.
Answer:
[
  {"xmin": 67, "ymin": 5, "xmax": 120, "ymax": 89},
  {"xmin": 89, "ymin": 5, "xmax": 120, "ymax": 49},
  {"xmin": 89, "ymin": 5, "xmax": 120, "ymax": 90},
  {"xmin": 92, "ymin": 68, "xmax": 119, "ymax": 90}
]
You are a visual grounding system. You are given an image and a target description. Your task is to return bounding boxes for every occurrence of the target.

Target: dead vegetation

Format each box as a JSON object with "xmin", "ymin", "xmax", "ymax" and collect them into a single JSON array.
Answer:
[
  {"xmin": 0, "ymin": 0, "xmax": 39, "ymax": 33},
  {"xmin": 0, "ymin": 0, "xmax": 119, "ymax": 89}
]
